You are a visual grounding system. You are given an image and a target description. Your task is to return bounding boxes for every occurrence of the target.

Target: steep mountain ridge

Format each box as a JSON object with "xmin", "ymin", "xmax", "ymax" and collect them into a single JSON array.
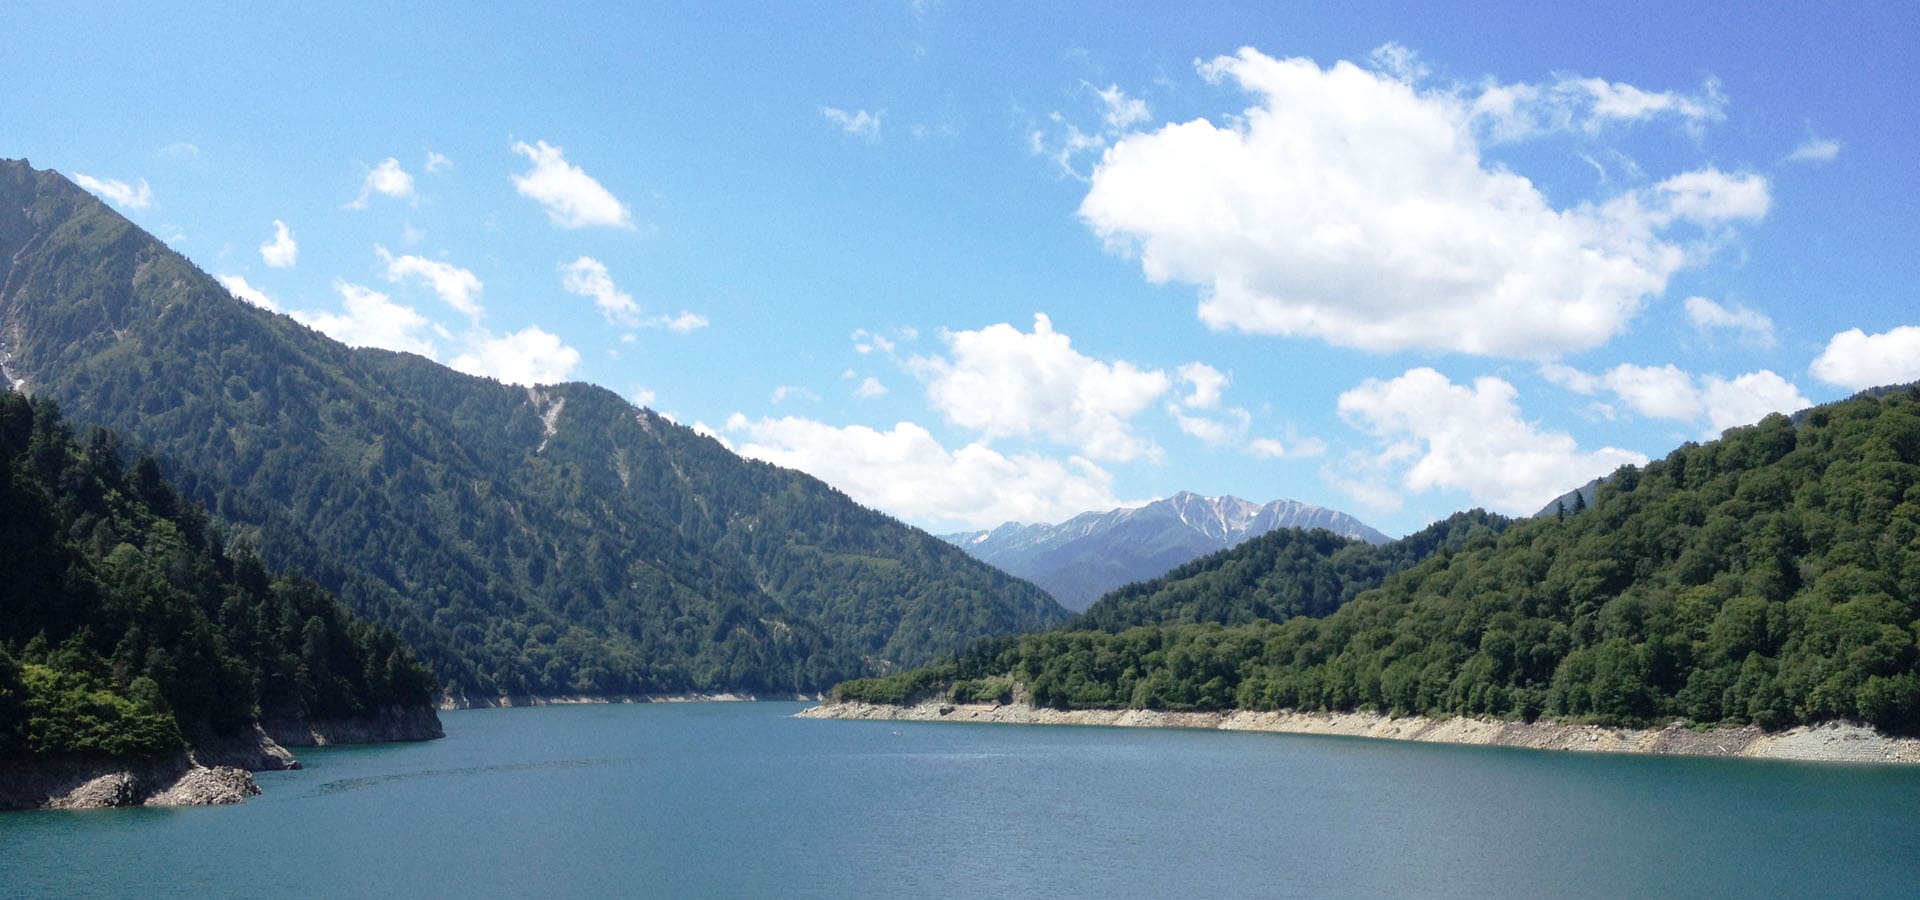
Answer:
[
  {"xmin": 0, "ymin": 158, "xmax": 1066, "ymax": 700},
  {"xmin": 945, "ymin": 491, "xmax": 1389, "ymax": 611}
]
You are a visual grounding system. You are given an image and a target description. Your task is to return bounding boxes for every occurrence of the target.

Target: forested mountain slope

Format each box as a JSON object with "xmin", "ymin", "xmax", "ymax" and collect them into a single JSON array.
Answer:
[
  {"xmin": 839, "ymin": 388, "xmax": 1920, "ymax": 735},
  {"xmin": 944, "ymin": 492, "xmax": 1389, "ymax": 611},
  {"xmin": 0, "ymin": 158, "xmax": 1066, "ymax": 701},
  {"xmin": 0, "ymin": 393, "xmax": 438, "ymax": 766},
  {"xmin": 1074, "ymin": 509, "xmax": 1510, "ymax": 632}
]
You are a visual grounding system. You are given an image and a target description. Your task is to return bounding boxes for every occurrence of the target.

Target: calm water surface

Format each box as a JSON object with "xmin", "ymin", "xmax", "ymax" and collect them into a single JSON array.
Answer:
[{"xmin": 5, "ymin": 702, "xmax": 1917, "ymax": 898}]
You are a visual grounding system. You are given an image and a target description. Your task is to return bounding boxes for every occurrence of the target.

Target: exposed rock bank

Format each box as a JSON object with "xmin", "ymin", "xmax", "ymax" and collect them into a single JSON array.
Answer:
[
  {"xmin": 3, "ymin": 706, "xmax": 446, "ymax": 812},
  {"xmin": 0, "ymin": 752, "xmax": 260, "ymax": 811},
  {"xmin": 800, "ymin": 700, "xmax": 1920, "ymax": 764},
  {"xmin": 439, "ymin": 692, "xmax": 821, "ymax": 710}
]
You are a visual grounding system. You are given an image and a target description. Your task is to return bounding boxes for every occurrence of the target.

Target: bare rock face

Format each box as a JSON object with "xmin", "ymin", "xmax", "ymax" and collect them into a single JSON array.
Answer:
[
  {"xmin": 4, "ymin": 754, "xmax": 262, "ymax": 811},
  {"xmin": 264, "ymin": 705, "xmax": 446, "ymax": 747},
  {"xmin": 144, "ymin": 766, "xmax": 260, "ymax": 807}
]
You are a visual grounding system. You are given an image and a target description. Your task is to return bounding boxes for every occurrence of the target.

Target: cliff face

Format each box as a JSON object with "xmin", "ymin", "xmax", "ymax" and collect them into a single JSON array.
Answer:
[{"xmin": 264, "ymin": 705, "xmax": 446, "ymax": 747}]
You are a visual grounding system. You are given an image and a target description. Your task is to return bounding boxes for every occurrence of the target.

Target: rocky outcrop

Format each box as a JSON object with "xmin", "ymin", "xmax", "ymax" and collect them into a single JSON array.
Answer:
[
  {"xmin": 4, "ymin": 707, "xmax": 445, "ymax": 812},
  {"xmin": 801, "ymin": 700, "xmax": 1920, "ymax": 764},
  {"xmin": 0, "ymin": 752, "xmax": 260, "ymax": 811},
  {"xmin": 264, "ymin": 705, "xmax": 445, "ymax": 746}
]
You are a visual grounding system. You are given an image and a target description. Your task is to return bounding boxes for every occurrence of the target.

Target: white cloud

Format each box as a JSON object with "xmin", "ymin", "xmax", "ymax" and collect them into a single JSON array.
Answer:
[
  {"xmin": 424, "ymin": 150, "xmax": 452, "ymax": 173},
  {"xmin": 1170, "ymin": 404, "xmax": 1251, "ymax": 446},
  {"xmin": 1785, "ymin": 134, "xmax": 1841, "ymax": 164},
  {"xmin": 821, "ymin": 107, "xmax": 883, "ymax": 139},
  {"xmin": 1248, "ymin": 438, "xmax": 1290, "ymax": 459},
  {"xmin": 1470, "ymin": 74, "xmax": 1725, "ymax": 142},
  {"xmin": 1177, "ymin": 361, "xmax": 1228, "ymax": 408},
  {"xmin": 510, "ymin": 140, "xmax": 634, "ymax": 229},
  {"xmin": 560, "ymin": 256, "xmax": 641, "ymax": 326},
  {"xmin": 259, "ymin": 220, "xmax": 298, "ymax": 268},
  {"xmin": 910, "ymin": 313, "xmax": 1171, "ymax": 461},
  {"xmin": 293, "ymin": 282, "xmax": 439, "ymax": 358},
  {"xmin": 348, "ymin": 157, "xmax": 414, "ymax": 209},
  {"xmin": 1699, "ymin": 371, "xmax": 1810, "ymax": 434},
  {"xmin": 771, "ymin": 385, "xmax": 821, "ymax": 405},
  {"xmin": 1811, "ymin": 326, "xmax": 1920, "ymax": 390},
  {"xmin": 854, "ymin": 377, "xmax": 889, "ymax": 399},
  {"xmin": 72, "ymin": 173, "xmax": 154, "ymax": 210},
  {"xmin": 1339, "ymin": 368, "xmax": 1647, "ymax": 514},
  {"xmin": 1543, "ymin": 362, "xmax": 1809, "ymax": 437},
  {"xmin": 378, "ymin": 246, "xmax": 484, "ymax": 318},
  {"xmin": 1079, "ymin": 48, "xmax": 1769, "ymax": 358},
  {"xmin": 655, "ymin": 311, "xmax": 708, "ymax": 333},
  {"xmin": 1092, "ymin": 84, "xmax": 1150, "ymax": 130},
  {"xmin": 217, "ymin": 274, "xmax": 279, "ymax": 312},
  {"xmin": 630, "ymin": 385, "xmax": 657, "ymax": 408},
  {"xmin": 1684, "ymin": 296, "xmax": 1776, "ymax": 346},
  {"xmin": 158, "ymin": 142, "xmax": 200, "ymax": 159},
  {"xmin": 1365, "ymin": 41, "xmax": 1429, "ymax": 83},
  {"xmin": 726, "ymin": 415, "xmax": 1128, "ymax": 531},
  {"xmin": 450, "ymin": 326, "xmax": 581, "ymax": 386},
  {"xmin": 1643, "ymin": 167, "xmax": 1771, "ymax": 226}
]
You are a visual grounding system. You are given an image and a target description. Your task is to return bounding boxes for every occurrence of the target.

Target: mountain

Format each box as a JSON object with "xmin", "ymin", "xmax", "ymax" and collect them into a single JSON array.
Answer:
[
  {"xmin": 943, "ymin": 492, "xmax": 1390, "ymax": 611},
  {"xmin": 838, "ymin": 386, "xmax": 1920, "ymax": 736},
  {"xmin": 0, "ymin": 158, "xmax": 1067, "ymax": 702},
  {"xmin": 1074, "ymin": 509, "xmax": 1509, "ymax": 632},
  {"xmin": 1, "ymin": 392, "xmax": 439, "ymax": 807}
]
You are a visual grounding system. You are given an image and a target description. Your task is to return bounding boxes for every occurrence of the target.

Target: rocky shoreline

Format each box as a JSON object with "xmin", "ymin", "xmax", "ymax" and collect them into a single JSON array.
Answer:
[
  {"xmin": 438, "ymin": 691, "xmax": 821, "ymax": 709},
  {"xmin": 1, "ymin": 706, "xmax": 446, "ymax": 812},
  {"xmin": 800, "ymin": 700, "xmax": 1920, "ymax": 764}
]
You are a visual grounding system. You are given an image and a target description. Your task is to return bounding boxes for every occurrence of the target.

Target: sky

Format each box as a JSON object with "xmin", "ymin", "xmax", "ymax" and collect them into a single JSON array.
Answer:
[{"xmin": 4, "ymin": 2, "xmax": 1916, "ymax": 537}]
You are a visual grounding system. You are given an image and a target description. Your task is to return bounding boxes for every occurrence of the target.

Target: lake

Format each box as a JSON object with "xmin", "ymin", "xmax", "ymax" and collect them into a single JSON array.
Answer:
[{"xmin": 5, "ymin": 702, "xmax": 1917, "ymax": 898}]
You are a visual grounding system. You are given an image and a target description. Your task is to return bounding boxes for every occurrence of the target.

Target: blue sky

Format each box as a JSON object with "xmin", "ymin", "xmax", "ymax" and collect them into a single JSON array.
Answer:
[{"xmin": 5, "ymin": 2, "xmax": 1916, "ymax": 537}]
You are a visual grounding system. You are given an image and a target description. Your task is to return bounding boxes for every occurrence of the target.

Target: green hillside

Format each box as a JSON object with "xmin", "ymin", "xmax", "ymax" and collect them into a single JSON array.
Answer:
[
  {"xmin": 0, "ymin": 393, "xmax": 436, "ymax": 760},
  {"xmin": 0, "ymin": 158, "xmax": 1066, "ymax": 701},
  {"xmin": 838, "ymin": 389, "xmax": 1920, "ymax": 735}
]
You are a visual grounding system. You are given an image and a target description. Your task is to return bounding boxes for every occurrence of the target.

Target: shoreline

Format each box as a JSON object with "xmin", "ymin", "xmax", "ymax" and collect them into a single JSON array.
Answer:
[
  {"xmin": 439, "ymin": 691, "xmax": 822, "ymax": 710},
  {"xmin": 799, "ymin": 699, "xmax": 1920, "ymax": 764}
]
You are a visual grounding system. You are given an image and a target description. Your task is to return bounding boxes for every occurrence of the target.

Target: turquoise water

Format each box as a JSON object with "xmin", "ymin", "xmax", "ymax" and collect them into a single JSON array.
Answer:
[{"xmin": 5, "ymin": 703, "xmax": 1918, "ymax": 898}]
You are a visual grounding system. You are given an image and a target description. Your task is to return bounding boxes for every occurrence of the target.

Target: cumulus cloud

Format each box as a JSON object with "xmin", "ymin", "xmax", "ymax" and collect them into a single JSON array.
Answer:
[
  {"xmin": 910, "ymin": 313, "xmax": 1171, "ymax": 461},
  {"xmin": 560, "ymin": 256, "xmax": 641, "ymax": 327},
  {"xmin": 630, "ymin": 385, "xmax": 657, "ymax": 408},
  {"xmin": 1177, "ymin": 362, "xmax": 1228, "ymax": 408},
  {"xmin": 1542, "ymin": 362, "xmax": 1810, "ymax": 437},
  {"xmin": 259, "ymin": 220, "xmax": 298, "ymax": 268},
  {"xmin": 1365, "ymin": 41, "xmax": 1429, "ymax": 84},
  {"xmin": 1338, "ymin": 368, "xmax": 1647, "ymax": 514},
  {"xmin": 449, "ymin": 326, "xmax": 581, "ymax": 386},
  {"xmin": 424, "ymin": 150, "xmax": 452, "ymax": 173},
  {"xmin": 72, "ymin": 173, "xmax": 154, "ymax": 210},
  {"xmin": 348, "ymin": 157, "xmax": 414, "ymax": 209},
  {"xmin": 378, "ymin": 246, "xmax": 484, "ymax": 318},
  {"xmin": 510, "ymin": 140, "xmax": 633, "ymax": 229},
  {"xmin": 1092, "ymin": 84, "xmax": 1151, "ymax": 130},
  {"xmin": 726, "ymin": 415, "xmax": 1128, "ymax": 531},
  {"xmin": 217, "ymin": 274, "xmax": 279, "ymax": 312},
  {"xmin": 1079, "ymin": 48, "xmax": 1769, "ymax": 358},
  {"xmin": 1249, "ymin": 435, "xmax": 1327, "ymax": 460},
  {"xmin": 1810, "ymin": 326, "xmax": 1920, "ymax": 390},
  {"xmin": 1170, "ymin": 404, "xmax": 1251, "ymax": 446},
  {"xmin": 854, "ymin": 376, "xmax": 889, "ymax": 399},
  {"xmin": 1684, "ymin": 296, "xmax": 1776, "ymax": 347},
  {"xmin": 822, "ymin": 107, "xmax": 883, "ymax": 139},
  {"xmin": 293, "ymin": 282, "xmax": 440, "ymax": 358}
]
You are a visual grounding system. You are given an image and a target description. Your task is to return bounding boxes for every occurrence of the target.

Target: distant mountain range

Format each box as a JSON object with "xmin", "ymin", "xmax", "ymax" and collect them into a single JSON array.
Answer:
[
  {"xmin": 0, "ymin": 158, "xmax": 1066, "ymax": 701},
  {"xmin": 942, "ymin": 492, "xmax": 1390, "ymax": 611}
]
